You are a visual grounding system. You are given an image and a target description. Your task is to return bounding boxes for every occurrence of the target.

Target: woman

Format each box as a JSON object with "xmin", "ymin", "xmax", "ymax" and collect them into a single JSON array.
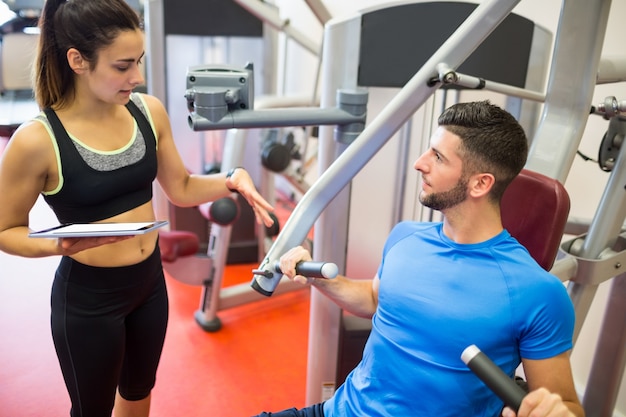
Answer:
[{"xmin": 0, "ymin": 1, "xmax": 274, "ymax": 416}]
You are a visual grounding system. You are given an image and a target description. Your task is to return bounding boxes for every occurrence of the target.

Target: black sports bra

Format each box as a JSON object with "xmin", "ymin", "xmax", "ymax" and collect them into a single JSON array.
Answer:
[{"xmin": 41, "ymin": 95, "xmax": 158, "ymax": 224}]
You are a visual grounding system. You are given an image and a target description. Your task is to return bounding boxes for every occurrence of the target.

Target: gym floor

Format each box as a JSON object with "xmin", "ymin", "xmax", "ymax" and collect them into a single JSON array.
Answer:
[{"xmin": 0, "ymin": 136, "xmax": 310, "ymax": 416}]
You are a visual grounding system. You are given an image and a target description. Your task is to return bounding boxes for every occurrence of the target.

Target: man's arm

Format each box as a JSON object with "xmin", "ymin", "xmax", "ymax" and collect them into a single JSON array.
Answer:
[
  {"xmin": 278, "ymin": 245, "xmax": 379, "ymax": 318},
  {"xmin": 311, "ymin": 274, "xmax": 379, "ymax": 318},
  {"xmin": 506, "ymin": 352, "xmax": 584, "ymax": 417}
]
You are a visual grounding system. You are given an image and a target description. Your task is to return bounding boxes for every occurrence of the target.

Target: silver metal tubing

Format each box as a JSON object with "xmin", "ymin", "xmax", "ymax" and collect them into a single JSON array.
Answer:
[
  {"xmin": 597, "ymin": 55, "xmax": 626, "ymax": 85},
  {"xmin": 304, "ymin": 0, "xmax": 332, "ymax": 25},
  {"xmin": 436, "ymin": 68, "xmax": 547, "ymax": 103},
  {"xmin": 233, "ymin": 0, "xmax": 320, "ymax": 56},
  {"xmin": 526, "ymin": 0, "xmax": 612, "ymax": 182},
  {"xmin": 568, "ymin": 105, "xmax": 626, "ymax": 339},
  {"xmin": 143, "ymin": 0, "xmax": 166, "ymax": 101},
  {"xmin": 582, "ymin": 275, "xmax": 626, "ymax": 417},
  {"xmin": 392, "ymin": 121, "xmax": 413, "ymax": 227},
  {"xmin": 188, "ymin": 107, "xmax": 365, "ymax": 131},
  {"xmin": 193, "ymin": 129, "xmax": 245, "ymax": 331}
]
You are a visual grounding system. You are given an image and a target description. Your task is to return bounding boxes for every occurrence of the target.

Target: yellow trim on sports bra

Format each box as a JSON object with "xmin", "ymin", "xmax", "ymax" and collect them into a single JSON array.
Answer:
[
  {"xmin": 132, "ymin": 93, "xmax": 159, "ymax": 150},
  {"xmin": 37, "ymin": 117, "xmax": 64, "ymax": 196},
  {"xmin": 67, "ymin": 123, "xmax": 138, "ymax": 155}
]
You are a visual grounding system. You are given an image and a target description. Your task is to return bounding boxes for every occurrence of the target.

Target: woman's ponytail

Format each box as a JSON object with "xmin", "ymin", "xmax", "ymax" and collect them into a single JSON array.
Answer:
[{"xmin": 33, "ymin": 0, "xmax": 67, "ymax": 109}]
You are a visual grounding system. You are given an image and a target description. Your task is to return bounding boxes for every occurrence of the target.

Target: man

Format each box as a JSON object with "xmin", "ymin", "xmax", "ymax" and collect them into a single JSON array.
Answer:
[{"xmin": 255, "ymin": 101, "xmax": 583, "ymax": 417}]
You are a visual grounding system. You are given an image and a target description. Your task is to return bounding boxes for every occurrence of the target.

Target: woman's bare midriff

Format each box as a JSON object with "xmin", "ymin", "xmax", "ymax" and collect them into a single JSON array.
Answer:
[{"xmin": 68, "ymin": 201, "xmax": 160, "ymax": 267}]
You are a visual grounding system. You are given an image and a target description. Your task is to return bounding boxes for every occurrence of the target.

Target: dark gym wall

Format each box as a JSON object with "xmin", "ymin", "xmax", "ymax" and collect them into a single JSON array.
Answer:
[
  {"xmin": 358, "ymin": 2, "xmax": 534, "ymax": 88},
  {"xmin": 163, "ymin": 0, "xmax": 263, "ymax": 37}
]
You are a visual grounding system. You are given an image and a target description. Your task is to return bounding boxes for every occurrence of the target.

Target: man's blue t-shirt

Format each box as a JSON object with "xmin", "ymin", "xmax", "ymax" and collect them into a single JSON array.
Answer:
[{"xmin": 324, "ymin": 222, "xmax": 574, "ymax": 417}]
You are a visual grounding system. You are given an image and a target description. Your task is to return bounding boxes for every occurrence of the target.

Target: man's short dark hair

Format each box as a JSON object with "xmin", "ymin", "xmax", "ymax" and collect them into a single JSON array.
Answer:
[{"xmin": 438, "ymin": 100, "xmax": 529, "ymax": 201}]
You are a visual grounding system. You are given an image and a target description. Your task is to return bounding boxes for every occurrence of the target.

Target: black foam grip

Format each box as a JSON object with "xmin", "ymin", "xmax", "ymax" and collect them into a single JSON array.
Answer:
[{"xmin": 461, "ymin": 345, "xmax": 526, "ymax": 412}]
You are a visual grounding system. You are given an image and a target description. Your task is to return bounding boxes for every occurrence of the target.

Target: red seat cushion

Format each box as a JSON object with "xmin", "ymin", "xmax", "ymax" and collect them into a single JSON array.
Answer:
[
  {"xmin": 159, "ymin": 230, "xmax": 200, "ymax": 262},
  {"xmin": 501, "ymin": 169, "xmax": 570, "ymax": 271}
]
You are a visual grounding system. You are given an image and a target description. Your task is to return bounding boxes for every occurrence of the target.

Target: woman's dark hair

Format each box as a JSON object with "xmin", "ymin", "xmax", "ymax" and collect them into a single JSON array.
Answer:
[
  {"xmin": 34, "ymin": 0, "xmax": 141, "ymax": 109},
  {"xmin": 438, "ymin": 100, "xmax": 529, "ymax": 202}
]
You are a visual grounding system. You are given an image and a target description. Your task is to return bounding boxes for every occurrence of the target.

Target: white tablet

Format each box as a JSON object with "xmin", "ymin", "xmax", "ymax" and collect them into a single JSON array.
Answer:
[{"xmin": 29, "ymin": 220, "xmax": 169, "ymax": 238}]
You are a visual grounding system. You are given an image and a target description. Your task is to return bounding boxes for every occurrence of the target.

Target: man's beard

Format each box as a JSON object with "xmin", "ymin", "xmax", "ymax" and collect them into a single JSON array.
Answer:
[{"xmin": 419, "ymin": 176, "xmax": 469, "ymax": 211}]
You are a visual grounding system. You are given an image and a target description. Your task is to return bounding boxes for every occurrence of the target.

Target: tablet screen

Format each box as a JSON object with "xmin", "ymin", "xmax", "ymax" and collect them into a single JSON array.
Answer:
[{"xmin": 29, "ymin": 221, "xmax": 169, "ymax": 238}]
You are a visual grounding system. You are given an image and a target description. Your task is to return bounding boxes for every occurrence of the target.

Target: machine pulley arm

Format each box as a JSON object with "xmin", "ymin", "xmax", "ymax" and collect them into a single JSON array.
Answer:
[
  {"xmin": 428, "ymin": 63, "xmax": 546, "ymax": 103},
  {"xmin": 185, "ymin": 64, "xmax": 367, "ymax": 143}
]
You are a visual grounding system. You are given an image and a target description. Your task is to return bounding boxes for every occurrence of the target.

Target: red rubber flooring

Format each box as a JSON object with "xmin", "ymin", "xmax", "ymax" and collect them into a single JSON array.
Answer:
[{"xmin": 0, "ymin": 248, "xmax": 310, "ymax": 417}]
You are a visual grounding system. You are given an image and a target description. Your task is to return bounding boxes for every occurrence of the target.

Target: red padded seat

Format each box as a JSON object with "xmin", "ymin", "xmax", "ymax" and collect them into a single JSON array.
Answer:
[
  {"xmin": 501, "ymin": 169, "xmax": 570, "ymax": 271},
  {"xmin": 159, "ymin": 230, "xmax": 200, "ymax": 263}
]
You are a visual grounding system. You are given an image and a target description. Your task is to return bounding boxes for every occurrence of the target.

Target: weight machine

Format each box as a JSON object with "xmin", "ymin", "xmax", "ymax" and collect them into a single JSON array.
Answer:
[
  {"xmin": 150, "ymin": 0, "xmax": 337, "ymax": 331},
  {"xmin": 172, "ymin": 0, "xmax": 625, "ymax": 414},
  {"xmin": 161, "ymin": 62, "xmax": 365, "ymax": 330}
]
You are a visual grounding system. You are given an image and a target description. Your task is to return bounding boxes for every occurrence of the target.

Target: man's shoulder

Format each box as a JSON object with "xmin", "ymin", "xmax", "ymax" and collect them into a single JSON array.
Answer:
[
  {"xmin": 391, "ymin": 220, "xmax": 439, "ymax": 234},
  {"xmin": 384, "ymin": 221, "xmax": 440, "ymax": 249}
]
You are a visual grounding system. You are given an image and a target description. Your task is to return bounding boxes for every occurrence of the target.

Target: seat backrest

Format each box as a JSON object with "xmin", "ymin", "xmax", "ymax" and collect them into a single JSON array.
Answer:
[{"xmin": 501, "ymin": 169, "xmax": 570, "ymax": 271}]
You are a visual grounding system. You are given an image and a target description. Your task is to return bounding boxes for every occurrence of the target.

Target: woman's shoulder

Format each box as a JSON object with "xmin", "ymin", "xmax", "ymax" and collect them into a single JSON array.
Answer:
[
  {"xmin": 9, "ymin": 116, "xmax": 54, "ymax": 151},
  {"xmin": 3, "ymin": 117, "xmax": 56, "ymax": 176},
  {"xmin": 131, "ymin": 92, "xmax": 166, "ymax": 113},
  {"xmin": 130, "ymin": 92, "xmax": 169, "ymax": 126}
]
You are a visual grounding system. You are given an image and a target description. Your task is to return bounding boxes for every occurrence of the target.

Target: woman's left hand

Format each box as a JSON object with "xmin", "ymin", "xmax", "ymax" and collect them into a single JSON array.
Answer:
[{"xmin": 226, "ymin": 168, "xmax": 275, "ymax": 227}]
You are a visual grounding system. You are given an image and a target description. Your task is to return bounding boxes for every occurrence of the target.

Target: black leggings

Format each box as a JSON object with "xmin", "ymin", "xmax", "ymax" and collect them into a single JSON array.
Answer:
[{"xmin": 51, "ymin": 245, "xmax": 168, "ymax": 417}]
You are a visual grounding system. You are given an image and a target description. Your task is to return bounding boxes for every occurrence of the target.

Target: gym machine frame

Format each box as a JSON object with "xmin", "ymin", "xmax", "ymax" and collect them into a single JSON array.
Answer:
[
  {"xmin": 144, "ymin": 0, "xmax": 329, "ymax": 331},
  {"xmin": 178, "ymin": 63, "xmax": 367, "ymax": 331},
  {"xmin": 231, "ymin": 0, "xmax": 622, "ymax": 415},
  {"xmin": 181, "ymin": 0, "xmax": 625, "ymax": 414}
]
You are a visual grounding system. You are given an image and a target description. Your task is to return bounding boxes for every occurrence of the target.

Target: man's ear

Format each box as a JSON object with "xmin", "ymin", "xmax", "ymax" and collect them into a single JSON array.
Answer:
[
  {"xmin": 468, "ymin": 173, "xmax": 495, "ymax": 198},
  {"xmin": 67, "ymin": 48, "xmax": 87, "ymax": 74}
]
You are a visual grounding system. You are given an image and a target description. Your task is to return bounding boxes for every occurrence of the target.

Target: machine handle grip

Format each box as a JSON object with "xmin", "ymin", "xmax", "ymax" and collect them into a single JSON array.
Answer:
[
  {"xmin": 251, "ymin": 261, "xmax": 338, "ymax": 297},
  {"xmin": 276, "ymin": 261, "xmax": 339, "ymax": 279},
  {"xmin": 461, "ymin": 345, "xmax": 526, "ymax": 412}
]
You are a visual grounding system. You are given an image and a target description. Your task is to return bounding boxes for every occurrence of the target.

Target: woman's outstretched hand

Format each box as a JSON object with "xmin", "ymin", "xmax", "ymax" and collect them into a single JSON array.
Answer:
[{"xmin": 225, "ymin": 168, "xmax": 275, "ymax": 227}]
